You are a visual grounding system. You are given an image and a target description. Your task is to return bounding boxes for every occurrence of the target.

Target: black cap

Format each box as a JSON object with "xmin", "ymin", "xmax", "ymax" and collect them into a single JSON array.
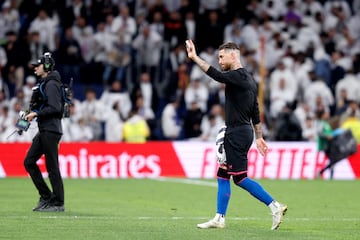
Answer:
[
  {"xmin": 31, "ymin": 56, "xmax": 46, "ymax": 67},
  {"xmin": 31, "ymin": 52, "xmax": 55, "ymax": 71}
]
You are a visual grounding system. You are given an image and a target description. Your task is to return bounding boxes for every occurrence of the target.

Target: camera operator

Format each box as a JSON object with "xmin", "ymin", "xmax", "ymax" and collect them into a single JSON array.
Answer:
[{"xmin": 23, "ymin": 52, "xmax": 65, "ymax": 212}]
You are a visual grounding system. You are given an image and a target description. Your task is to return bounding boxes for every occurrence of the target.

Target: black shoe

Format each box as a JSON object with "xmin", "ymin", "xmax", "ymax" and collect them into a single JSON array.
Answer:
[
  {"xmin": 36, "ymin": 204, "xmax": 65, "ymax": 212},
  {"xmin": 32, "ymin": 198, "xmax": 50, "ymax": 211}
]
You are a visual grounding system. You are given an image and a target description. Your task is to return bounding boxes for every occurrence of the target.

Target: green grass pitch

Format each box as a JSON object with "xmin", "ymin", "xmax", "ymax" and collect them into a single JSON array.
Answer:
[{"xmin": 0, "ymin": 178, "xmax": 359, "ymax": 240}]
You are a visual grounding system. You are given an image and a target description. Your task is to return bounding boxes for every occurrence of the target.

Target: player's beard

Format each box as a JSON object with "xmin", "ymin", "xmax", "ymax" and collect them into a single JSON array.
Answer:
[{"xmin": 221, "ymin": 63, "xmax": 230, "ymax": 71}]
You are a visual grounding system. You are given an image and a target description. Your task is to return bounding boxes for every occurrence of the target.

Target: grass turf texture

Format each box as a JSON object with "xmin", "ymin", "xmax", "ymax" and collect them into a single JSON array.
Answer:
[{"xmin": 0, "ymin": 178, "xmax": 359, "ymax": 240}]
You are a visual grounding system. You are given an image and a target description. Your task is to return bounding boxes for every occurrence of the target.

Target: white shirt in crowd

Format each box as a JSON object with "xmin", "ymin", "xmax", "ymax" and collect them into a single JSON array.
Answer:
[{"xmin": 161, "ymin": 101, "xmax": 181, "ymax": 139}]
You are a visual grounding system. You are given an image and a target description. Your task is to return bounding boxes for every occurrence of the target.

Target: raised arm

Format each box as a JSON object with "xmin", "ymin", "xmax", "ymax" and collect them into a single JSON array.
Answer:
[{"xmin": 185, "ymin": 39, "xmax": 211, "ymax": 72}]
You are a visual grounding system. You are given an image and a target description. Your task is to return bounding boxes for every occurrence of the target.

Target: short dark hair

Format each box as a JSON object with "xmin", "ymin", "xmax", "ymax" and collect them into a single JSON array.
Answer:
[{"xmin": 218, "ymin": 42, "xmax": 240, "ymax": 51}]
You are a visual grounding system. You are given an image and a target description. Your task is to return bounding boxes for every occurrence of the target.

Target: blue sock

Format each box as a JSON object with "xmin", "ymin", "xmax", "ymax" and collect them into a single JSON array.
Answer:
[
  {"xmin": 237, "ymin": 177, "xmax": 273, "ymax": 205},
  {"xmin": 216, "ymin": 178, "xmax": 231, "ymax": 215}
]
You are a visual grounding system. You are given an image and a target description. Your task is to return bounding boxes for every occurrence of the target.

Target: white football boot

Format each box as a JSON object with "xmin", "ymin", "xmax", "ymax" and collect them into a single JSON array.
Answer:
[
  {"xmin": 197, "ymin": 214, "xmax": 225, "ymax": 229},
  {"xmin": 270, "ymin": 202, "xmax": 288, "ymax": 230}
]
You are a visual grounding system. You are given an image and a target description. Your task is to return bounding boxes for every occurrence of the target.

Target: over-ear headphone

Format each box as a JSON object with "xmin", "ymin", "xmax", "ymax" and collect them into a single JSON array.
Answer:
[{"xmin": 43, "ymin": 52, "xmax": 54, "ymax": 71}]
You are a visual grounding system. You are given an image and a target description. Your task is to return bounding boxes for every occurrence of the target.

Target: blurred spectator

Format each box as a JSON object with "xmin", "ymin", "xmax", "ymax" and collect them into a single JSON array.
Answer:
[
  {"xmin": 184, "ymin": 10, "xmax": 196, "ymax": 40},
  {"xmin": 292, "ymin": 51, "xmax": 314, "ymax": 101},
  {"xmin": 335, "ymin": 26, "xmax": 357, "ymax": 56},
  {"xmin": 0, "ymin": 1, "xmax": 20, "ymax": 41},
  {"xmin": 302, "ymin": 10, "xmax": 325, "ymax": 34},
  {"xmin": 149, "ymin": 11, "xmax": 165, "ymax": 38},
  {"xmin": 273, "ymin": 103, "xmax": 303, "ymax": 141},
  {"xmin": 0, "ymin": 44, "xmax": 8, "ymax": 96},
  {"xmin": 269, "ymin": 59, "xmax": 298, "ymax": 118},
  {"xmin": 27, "ymin": 31, "xmax": 50, "ymax": 70},
  {"xmin": 62, "ymin": 103, "xmax": 81, "ymax": 142},
  {"xmin": 1, "ymin": 30, "xmax": 30, "ymax": 94},
  {"xmin": 134, "ymin": 0, "xmax": 151, "ymax": 18},
  {"xmin": 57, "ymin": 27, "xmax": 83, "ymax": 83},
  {"xmin": 132, "ymin": 23, "xmax": 163, "ymax": 83},
  {"xmin": 134, "ymin": 94, "xmax": 155, "ymax": 123},
  {"xmin": 348, "ymin": 5, "xmax": 360, "ymax": 41},
  {"xmin": 324, "ymin": 0, "xmax": 352, "ymax": 23},
  {"xmin": 109, "ymin": 5, "xmax": 136, "ymax": 85},
  {"xmin": 199, "ymin": 103, "xmax": 225, "ymax": 141},
  {"xmin": 102, "ymin": 32, "xmax": 131, "ymax": 87},
  {"xmin": 100, "ymin": 80, "xmax": 132, "ymax": 120},
  {"xmin": 161, "ymin": 96, "xmax": 182, "ymax": 140},
  {"xmin": 260, "ymin": 0, "xmax": 285, "ymax": 20},
  {"xmin": 335, "ymin": 88, "xmax": 351, "ymax": 115},
  {"xmin": 71, "ymin": 16, "xmax": 95, "ymax": 63},
  {"xmin": 178, "ymin": 0, "xmax": 199, "ymax": 19},
  {"xmin": 302, "ymin": 114, "xmax": 317, "ymax": 141},
  {"xmin": 329, "ymin": 50, "xmax": 347, "ymax": 94},
  {"xmin": 312, "ymin": 44, "xmax": 332, "ymax": 86},
  {"xmin": 28, "ymin": 8, "xmax": 58, "ymax": 51},
  {"xmin": 304, "ymin": 70, "xmax": 334, "ymax": 113},
  {"xmin": 224, "ymin": 14, "xmax": 243, "ymax": 44},
  {"xmin": 184, "ymin": 78, "xmax": 208, "ymax": 113},
  {"xmin": 90, "ymin": 20, "xmax": 113, "ymax": 83},
  {"xmin": 183, "ymin": 101, "xmax": 204, "ymax": 139},
  {"xmin": 21, "ymin": 75, "xmax": 36, "ymax": 104},
  {"xmin": 148, "ymin": 0, "xmax": 170, "ymax": 23},
  {"xmin": 79, "ymin": 88, "xmax": 104, "ymax": 140},
  {"xmin": 134, "ymin": 9, "xmax": 149, "ymax": 39},
  {"xmin": 0, "ymin": 88, "xmax": 9, "ymax": 109},
  {"xmin": 110, "ymin": 5, "xmax": 137, "ymax": 48},
  {"xmin": 354, "ymin": 0, "xmax": 360, "ymax": 14},
  {"xmin": 162, "ymin": 0, "xmax": 182, "ymax": 13},
  {"xmin": 62, "ymin": 103, "xmax": 94, "ymax": 142},
  {"xmin": 241, "ymin": 0, "xmax": 262, "ymax": 21},
  {"xmin": 294, "ymin": 101, "xmax": 313, "ymax": 131},
  {"xmin": 92, "ymin": 21, "xmax": 112, "ymax": 64},
  {"xmin": 61, "ymin": 0, "xmax": 88, "ymax": 29},
  {"xmin": 335, "ymin": 67, "xmax": 360, "ymax": 106},
  {"xmin": 241, "ymin": 18, "xmax": 260, "ymax": 51},
  {"xmin": 199, "ymin": 0, "xmax": 226, "ymax": 15},
  {"xmin": 299, "ymin": 0, "xmax": 324, "ymax": 19},
  {"xmin": 9, "ymin": 88, "xmax": 27, "ymax": 110},
  {"xmin": 339, "ymin": 100, "xmax": 360, "ymax": 125},
  {"xmin": 104, "ymin": 101, "xmax": 124, "ymax": 142},
  {"xmin": 89, "ymin": 0, "xmax": 116, "ymax": 27},
  {"xmin": 196, "ymin": 10, "xmax": 224, "ymax": 51},
  {"xmin": 163, "ymin": 44, "xmax": 188, "ymax": 99},
  {"xmin": 351, "ymin": 52, "xmax": 360, "ymax": 78},
  {"xmin": 131, "ymin": 71, "xmax": 158, "ymax": 114},
  {"xmin": 163, "ymin": 10, "xmax": 187, "ymax": 49},
  {"xmin": 0, "ymin": 105, "xmax": 13, "ymax": 141},
  {"xmin": 69, "ymin": 117, "xmax": 94, "ymax": 142},
  {"xmin": 340, "ymin": 102, "xmax": 360, "ymax": 143},
  {"xmin": 264, "ymin": 31, "xmax": 287, "ymax": 70},
  {"xmin": 283, "ymin": 0, "xmax": 302, "ymax": 26},
  {"xmin": 176, "ymin": 62, "xmax": 190, "ymax": 95},
  {"xmin": 123, "ymin": 107, "xmax": 150, "ymax": 143}
]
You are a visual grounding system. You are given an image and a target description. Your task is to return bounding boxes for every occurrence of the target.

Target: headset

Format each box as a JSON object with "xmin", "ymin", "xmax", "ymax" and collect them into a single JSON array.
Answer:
[{"xmin": 43, "ymin": 52, "xmax": 54, "ymax": 72}]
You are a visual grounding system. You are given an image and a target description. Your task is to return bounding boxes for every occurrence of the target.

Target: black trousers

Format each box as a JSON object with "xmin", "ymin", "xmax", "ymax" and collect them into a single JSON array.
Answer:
[
  {"xmin": 24, "ymin": 131, "xmax": 64, "ymax": 205},
  {"xmin": 318, "ymin": 151, "xmax": 335, "ymax": 179}
]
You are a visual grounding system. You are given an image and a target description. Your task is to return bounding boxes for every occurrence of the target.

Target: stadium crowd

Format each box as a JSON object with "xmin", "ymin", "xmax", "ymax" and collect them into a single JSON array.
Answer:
[{"xmin": 0, "ymin": 0, "xmax": 360, "ymax": 143}]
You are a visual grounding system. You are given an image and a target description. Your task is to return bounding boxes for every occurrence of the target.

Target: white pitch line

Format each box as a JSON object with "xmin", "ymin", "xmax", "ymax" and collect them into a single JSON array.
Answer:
[
  {"xmin": 153, "ymin": 177, "xmax": 218, "ymax": 187},
  {"xmin": 2, "ymin": 216, "xmax": 360, "ymax": 222}
]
